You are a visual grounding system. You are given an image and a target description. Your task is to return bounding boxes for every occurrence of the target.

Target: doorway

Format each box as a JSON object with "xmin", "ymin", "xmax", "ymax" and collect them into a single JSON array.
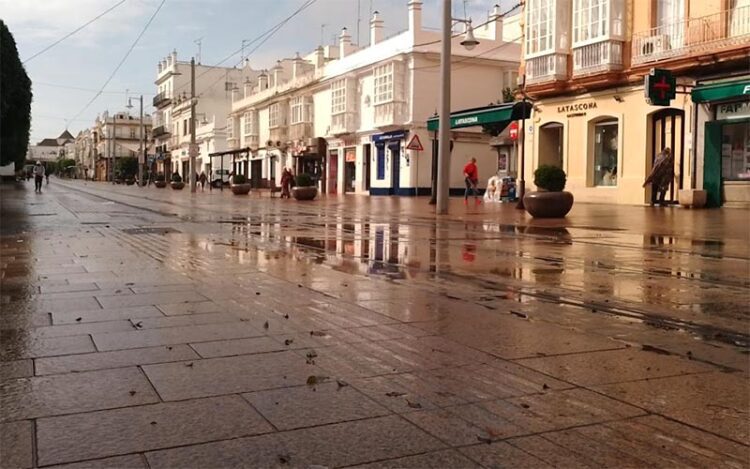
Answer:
[
  {"xmin": 328, "ymin": 150, "xmax": 338, "ymax": 194},
  {"xmin": 344, "ymin": 147, "xmax": 356, "ymax": 193},
  {"xmin": 538, "ymin": 122, "xmax": 564, "ymax": 168},
  {"xmin": 363, "ymin": 144, "xmax": 371, "ymax": 190},
  {"xmin": 390, "ymin": 143, "xmax": 401, "ymax": 194},
  {"xmin": 650, "ymin": 108, "xmax": 685, "ymax": 204},
  {"xmin": 250, "ymin": 159, "xmax": 262, "ymax": 188}
]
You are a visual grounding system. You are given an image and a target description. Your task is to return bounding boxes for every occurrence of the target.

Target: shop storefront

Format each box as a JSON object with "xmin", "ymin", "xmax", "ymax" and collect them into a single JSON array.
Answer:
[
  {"xmin": 369, "ymin": 130, "xmax": 407, "ymax": 196},
  {"xmin": 292, "ymin": 137, "xmax": 326, "ymax": 192},
  {"xmin": 693, "ymin": 77, "xmax": 750, "ymax": 207}
]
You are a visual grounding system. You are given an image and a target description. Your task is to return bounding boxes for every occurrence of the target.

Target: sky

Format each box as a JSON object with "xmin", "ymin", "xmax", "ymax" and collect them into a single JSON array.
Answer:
[{"xmin": 2, "ymin": 0, "xmax": 516, "ymax": 143}]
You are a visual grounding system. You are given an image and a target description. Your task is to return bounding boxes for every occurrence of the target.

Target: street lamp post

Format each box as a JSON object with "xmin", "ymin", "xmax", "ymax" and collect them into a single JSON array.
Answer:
[{"xmin": 436, "ymin": 0, "xmax": 479, "ymax": 215}]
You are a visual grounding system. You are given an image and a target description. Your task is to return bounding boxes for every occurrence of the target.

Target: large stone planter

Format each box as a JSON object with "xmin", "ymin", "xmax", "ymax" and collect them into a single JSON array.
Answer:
[
  {"xmin": 170, "ymin": 181, "xmax": 185, "ymax": 190},
  {"xmin": 523, "ymin": 191, "xmax": 574, "ymax": 218},
  {"xmin": 678, "ymin": 189, "xmax": 707, "ymax": 209},
  {"xmin": 292, "ymin": 186, "xmax": 318, "ymax": 201},
  {"xmin": 231, "ymin": 183, "xmax": 251, "ymax": 195},
  {"xmin": 154, "ymin": 181, "xmax": 167, "ymax": 188}
]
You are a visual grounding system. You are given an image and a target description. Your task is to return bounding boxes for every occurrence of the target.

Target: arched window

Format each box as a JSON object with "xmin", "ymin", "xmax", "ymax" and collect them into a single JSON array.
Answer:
[{"xmin": 590, "ymin": 117, "xmax": 619, "ymax": 186}]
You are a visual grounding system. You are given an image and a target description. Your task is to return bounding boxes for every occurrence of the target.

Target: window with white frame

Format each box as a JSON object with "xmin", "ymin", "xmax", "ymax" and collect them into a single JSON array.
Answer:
[
  {"xmin": 243, "ymin": 111, "xmax": 256, "ymax": 135},
  {"xmin": 290, "ymin": 96, "xmax": 311, "ymax": 124},
  {"xmin": 373, "ymin": 63, "xmax": 394, "ymax": 104},
  {"xmin": 331, "ymin": 79, "xmax": 347, "ymax": 115},
  {"xmin": 573, "ymin": 0, "xmax": 608, "ymax": 44},
  {"xmin": 226, "ymin": 118, "xmax": 234, "ymax": 139},
  {"xmin": 524, "ymin": 0, "xmax": 554, "ymax": 55},
  {"xmin": 269, "ymin": 103, "xmax": 281, "ymax": 128}
]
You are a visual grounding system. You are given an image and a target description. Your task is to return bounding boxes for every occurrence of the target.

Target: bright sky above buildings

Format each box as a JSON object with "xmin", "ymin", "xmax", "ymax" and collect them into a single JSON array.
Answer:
[{"xmin": 3, "ymin": 0, "xmax": 516, "ymax": 143}]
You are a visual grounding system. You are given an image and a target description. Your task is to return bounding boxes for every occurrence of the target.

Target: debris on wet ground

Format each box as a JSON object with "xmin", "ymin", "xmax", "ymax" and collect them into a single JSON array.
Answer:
[
  {"xmin": 129, "ymin": 390, "xmax": 137, "ymax": 396},
  {"xmin": 641, "ymin": 344, "xmax": 672, "ymax": 355},
  {"xmin": 263, "ymin": 321, "xmax": 269, "ymax": 329},
  {"xmin": 406, "ymin": 400, "xmax": 422, "ymax": 409},
  {"xmin": 510, "ymin": 310, "xmax": 529, "ymax": 319},
  {"xmin": 385, "ymin": 391, "xmax": 407, "ymax": 397},
  {"xmin": 284, "ymin": 339, "xmax": 294, "ymax": 346},
  {"xmin": 520, "ymin": 403, "xmax": 530, "ymax": 409},
  {"xmin": 477, "ymin": 435, "xmax": 493, "ymax": 444},
  {"xmin": 310, "ymin": 330, "xmax": 327, "ymax": 337},
  {"xmin": 306, "ymin": 375, "xmax": 328, "ymax": 386},
  {"xmin": 277, "ymin": 454, "xmax": 290, "ymax": 464},
  {"xmin": 336, "ymin": 379, "xmax": 348, "ymax": 389},
  {"xmin": 185, "ymin": 362, "xmax": 194, "ymax": 368}
]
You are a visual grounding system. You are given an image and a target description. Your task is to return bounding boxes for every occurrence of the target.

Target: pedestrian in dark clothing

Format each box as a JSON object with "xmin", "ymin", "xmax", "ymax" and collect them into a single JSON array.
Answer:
[
  {"xmin": 643, "ymin": 147, "xmax": 674, "ymax": 206},
  {"xmin": 280, "ymin": 168, "xmax": 293, "ymax": 198},
  {"xmin": 33, "ymin": 161, "xmax": 45, "ymax": 192},
  {"xmin": 199, "ymin": 172, "xmax": 207, "ymax": 191}
]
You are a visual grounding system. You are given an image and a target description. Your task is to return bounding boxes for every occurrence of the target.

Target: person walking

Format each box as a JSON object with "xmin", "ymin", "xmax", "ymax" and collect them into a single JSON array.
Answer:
[
  {"xmin": 643, "ymin": 147, "xmax": 674, "ymax": 206},
  {"xmin": 33, "ymin": 161, "xmax": 45, "ymax": 193},
  {"xmin": 199, "ymin": 172, "xmax": 207, "ymax": 191},
  {"xmin": 463, "ymin": 157, "xmax": 480, "ymax": 205},
  {"xmin": 45, "ymin": 166, "xmax": 50, "ymax": 185},
  {"xmin": 280, "ymin": 168, "xmax": 293, "ymax": 199}
]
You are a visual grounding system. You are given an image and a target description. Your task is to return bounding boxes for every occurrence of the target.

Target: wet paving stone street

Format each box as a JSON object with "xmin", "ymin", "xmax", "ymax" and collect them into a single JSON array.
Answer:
[{"xmin": 1, "ymin": 179, "xmax": 748, "ymax": 468}]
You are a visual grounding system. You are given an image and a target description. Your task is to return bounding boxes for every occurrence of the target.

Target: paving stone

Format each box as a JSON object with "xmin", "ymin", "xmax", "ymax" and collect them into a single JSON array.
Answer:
[
  {"xmin": 517, "ymin": 348, "xmax": 716, "ymax": 386},
  {"xmin": 131, "ymin": 312, "xmax": 240, "ymax": 329},
  {"xmin": 1, "ymin": 334, "xmax": 95, "ymax": 360},
  {"xmin": 52, "ymin": 305, "xmax": 164, "ymax": 324},
  {"xmin": 26, "ymin": 320, "xmax": 134, "ymax": 339},
  {"xmin": 92, "ymin": 322, "xmax": 262, "ymax": 351},
  {"xmin": 156, "ymin": 300, "xmax": 229, "ymax": 316},
  {"xmin": 35, "ymin": 345, "xmax": 199, "ymax": 375},
  {"xmin": 44, "ymin": 454, "xmax": 147, "ymax": 469},
  {"xmin": 96, "ymin": 291, "xmax": 208, "ymax": 309},
  {"xmin": 142, "ymin": 351, "xmax": 318, "ymax": 401},
  {"xmin": 0, "ymin": 420, "xmax": 33, "ymax": 468},
  {"xmin": 0, "ymin": 359, "xmax": 33, "ymax": 380},
  {"xmin": 146, "ymin": 415, "xmax": 445, "ymax": 468},
  {"xmin": 191, "ymin": 336, "xmax": 285, "ymax": 358},
  {"xmin": 40, "ymin": 283, "xmax": 99, "ymax": 294},
  {"xmin": 506, "ymin": 435, "xmax": 599, "ymax": 468},
  {"xmin": 401, "ymin": 408, "xmax": 491, "ymax": 446},
  {"xmin": 36, "ymin": 296, "xmax": 102, "ymax": 313},
  {"xmin": 0, "ymin": 367, "xmax": 158, "ymax": 422},
  {"xmin": 459, "ymin": 441, "xmax": 554, "ymax": 468},
  {"xmin": 348, "ymin": 449, "xmax": 481, "ymax": 468},
  {"xmin": 37, "ymin": 395, "xmax": 273, "ymax": 466},
  {"xmin": 0, "ymin": 311, "xmax": 51, "ymax": 329},
  {"xmin": 242, "ymin": 381, "xmax": 390, "ymax": 430},
  {"xmin": 594, "ymin": 372, "xmax": 750, "ymax": 444}
]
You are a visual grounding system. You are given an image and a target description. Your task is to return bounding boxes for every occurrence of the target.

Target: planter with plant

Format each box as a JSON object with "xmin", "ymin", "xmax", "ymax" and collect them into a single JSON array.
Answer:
[
  {"xmin": 170, "ymin": 173, "xmax": 185, "ymax": 190},
  {"xmin": 230, "ymin": 174, "xmax": 251, "ymax": 195},
  {"xmin": 292, "ymin": 173, "xmax": 317, "ymax": 201},
  {"xmin": 523, "ymin": 165, "xmax": 574, "ymax": 218},
  {"xmin": 154, "ymin": 173, "xmax": 167, "ymax": 188}
]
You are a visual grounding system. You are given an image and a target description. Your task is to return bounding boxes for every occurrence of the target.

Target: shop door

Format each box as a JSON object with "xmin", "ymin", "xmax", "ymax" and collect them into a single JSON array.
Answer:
[
  {"xmin": 703, "ymin": 121, "xmax": 722, "ymax": 208},
  {"xmin": 328, "ymin": 150, "xmax": 338, "ymax": 194},
  {"xmin": 376, "ymin": 145, "xmax": 385, "ymax": 180},
  {"xmin": 390, "ymin": 144, "xmax": 401, "ymax": 194},
  {"xmin": 250, "ymin": 160, "xmax": 262, "ymax": 188},
  {"xmin": 650, "ymin": 109, "xmax": 685, "ymax": 204},
  {"xmin": 363, "ymin": 144, "xmax": 371, "ymax": 190}
]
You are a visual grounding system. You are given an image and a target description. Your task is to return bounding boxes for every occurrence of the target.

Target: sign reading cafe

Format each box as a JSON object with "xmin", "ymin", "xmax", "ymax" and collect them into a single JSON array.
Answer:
[{"xmin": 557, "ymin": 102, "xmax": 597, "ymax": 113}]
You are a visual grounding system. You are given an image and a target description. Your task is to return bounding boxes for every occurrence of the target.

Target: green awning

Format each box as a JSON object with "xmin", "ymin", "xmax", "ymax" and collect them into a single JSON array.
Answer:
[
  {"xmin": 427, "ymin": 101, "xmax": 531, "ymax": 133},
  {"xmin": 691, "ymin": 79, "xmax": 750, "ymax": 103}
]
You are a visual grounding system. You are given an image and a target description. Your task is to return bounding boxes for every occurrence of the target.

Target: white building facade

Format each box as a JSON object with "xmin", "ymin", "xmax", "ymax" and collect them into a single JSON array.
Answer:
[
  {"xmin": 152, "ymin": 50, "xmax": 259, "ymax": 178},
  {"xmin": 228, "ymin": 0, "xmax": 521, "ymax": 195},
  {"xmin": 93, "ymin": 111, "xmax": 152, "ymax": 181}
]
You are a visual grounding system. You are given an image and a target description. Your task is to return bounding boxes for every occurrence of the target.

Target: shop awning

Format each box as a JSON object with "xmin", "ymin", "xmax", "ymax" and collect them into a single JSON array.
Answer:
[
  {"xmin": 426, "ymin": 101, "xmax": 532, "ymax": 133},
  {"xmin": 691, "ymin": 78, "xmax": 750, "ymax": 103}
]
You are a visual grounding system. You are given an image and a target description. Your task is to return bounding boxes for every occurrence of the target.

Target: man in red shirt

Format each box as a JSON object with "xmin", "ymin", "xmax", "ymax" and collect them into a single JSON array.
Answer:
[{"xmin": 463, "ymin": 157, "xmax": 480, "ymax": 205}]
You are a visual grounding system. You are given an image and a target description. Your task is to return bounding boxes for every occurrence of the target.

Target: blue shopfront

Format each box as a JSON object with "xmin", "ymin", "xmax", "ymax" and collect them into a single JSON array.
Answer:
[{"xmin": 370, "ymin": 130, "xmax": 408, "ymax": 196}]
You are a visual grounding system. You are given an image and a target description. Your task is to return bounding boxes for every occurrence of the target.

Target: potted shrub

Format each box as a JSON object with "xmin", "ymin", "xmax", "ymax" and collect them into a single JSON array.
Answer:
[
  {"xmin": 292, "ymin": 173, "xmax": 317, "ymax": 201},
  {"xmin": 230, "ymin": 174, "xmax": 251, "ymax": 195},
  {"xmin": 154, "ymin": 173, "xmax": 167, "ymax": 188},
  {"xmin": 523, "ymin": 165, "xmax": 574, "ymax": 218},
  {"xmin": 170, "ymin": 172, "xmax": 185, "ymax": 190}
]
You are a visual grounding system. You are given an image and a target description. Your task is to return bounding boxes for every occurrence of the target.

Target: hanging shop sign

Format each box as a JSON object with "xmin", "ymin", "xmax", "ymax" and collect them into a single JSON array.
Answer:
[
  {"xmin": 372, "ymin": 130, "xmax": 407, "ymax": 143},
  {"xmin": 345, "ymin": 148, "xmax": 356, "ymax": 162},
  {"xmin": 509, "ymin": 121, "xmax": 519, "ymax": 140}
]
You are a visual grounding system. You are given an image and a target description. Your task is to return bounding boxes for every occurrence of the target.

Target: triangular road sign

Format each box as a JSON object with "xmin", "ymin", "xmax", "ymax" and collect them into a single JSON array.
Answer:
[{"xmin": 406, "ymin": 134, "xmax": 424, "ymax": 151}]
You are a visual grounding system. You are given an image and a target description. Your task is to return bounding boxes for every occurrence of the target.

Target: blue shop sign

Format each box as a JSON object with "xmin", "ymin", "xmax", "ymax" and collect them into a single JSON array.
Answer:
[{"xmin": 371, "ymin": 130, "xmax": 408, "ymax": 143}]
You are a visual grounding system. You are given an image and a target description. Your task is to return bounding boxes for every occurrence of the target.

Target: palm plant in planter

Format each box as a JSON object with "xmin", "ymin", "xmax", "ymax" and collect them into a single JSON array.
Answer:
[
  {"xmin": 230, "ymin": 174, "xmax": 251, "ymax": 195},
  {"xmin": 170, "ymin": 172, "xmax": 185, "ymax": 190},
  {"xmin": 292, "ymin": 173, "xmax": 317, "ymax": 201},
  {"xmin": 523, "ymin": 165, "xmax": 574, "ymax": 218},
  {"xmin": 154, "ymin": 173, "xmax": 167, "ymax": 188}
]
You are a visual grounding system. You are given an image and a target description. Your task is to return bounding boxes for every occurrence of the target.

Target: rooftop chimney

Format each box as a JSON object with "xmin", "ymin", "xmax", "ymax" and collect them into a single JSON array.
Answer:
[
  {"xmin": 272, "ymin": 61, "xmax": 284, "ymax": 87},
  {"xmin": 244, "ymin": 78, "xmax": 253, "ymax": 98},
  {"xmin": 370, "ymin": 11, "xmax": 383, "ymax": 45},
  {"xmin": 408, "ymin": 0, "xmax": 422, "ymax": 34},
  {"xmin": 314, "ymin": 46, "xmax": 325, "ymax": 69},
  {"xmin": 258, "ymin": 71, "xmax": 269, "ymax": 90},
  {"xmin": 292, "ymin": 53, "xmax": 304, "ymax": 79},
  {"xmin": 491, "ymin": 4, "xmax": 504, "ymax": 41},
  {"xmin": 339, "ymin": 28, "xmax": 352, "ymax": 57}
]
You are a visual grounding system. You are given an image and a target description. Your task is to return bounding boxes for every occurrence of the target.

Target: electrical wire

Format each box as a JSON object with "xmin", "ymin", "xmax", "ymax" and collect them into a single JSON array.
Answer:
[
  {"xmin": 412, "ymin": 2, "xmax": 521, "ymax": 49},
  {"xmin": 22, "ymin": 0, "xmax": 128, "ymax": 64},
  {"xmin": 69, "ymin": 0, "xmax": 166, "ymax": 124},
  {"xmin": 33, "ymin": 81, "xmax": 154, "ymax": 96},
  {"xmin": 411, "ymin": 35, "xmax": 523, "ymax": 72}
]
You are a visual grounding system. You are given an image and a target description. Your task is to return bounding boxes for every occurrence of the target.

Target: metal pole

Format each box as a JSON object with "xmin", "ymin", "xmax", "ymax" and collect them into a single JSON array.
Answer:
[
  {"xmin": 190, "ymin": 57, "xmax": 197, "ymax": 193},
  {"xmin": 429, "ymin": 128, "xmax": 437, "ymax": 204},
  {"xmin": 436, "ymin": 0, "xmax": 452, "ymax": 215},
  {"xmin": 111, "ymin": 113, "xmax": 117, "ymax": 184},
  {"xmin": 516, "ymin": 96, "xmax": 527, "ymax": 210},
  {"xmin": 139, "ymin": 95, "xmax": 144, "ymax": 185}
]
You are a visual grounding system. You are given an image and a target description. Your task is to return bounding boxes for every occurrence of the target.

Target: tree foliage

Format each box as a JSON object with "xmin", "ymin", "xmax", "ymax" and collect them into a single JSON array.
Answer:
[
  {"xmin": 115, "ymin": 156, "xmax": 137, "ymax": 179},
  {"xmin": 0, "ymin": 21, "xmax": 32, "ymax": 169}
]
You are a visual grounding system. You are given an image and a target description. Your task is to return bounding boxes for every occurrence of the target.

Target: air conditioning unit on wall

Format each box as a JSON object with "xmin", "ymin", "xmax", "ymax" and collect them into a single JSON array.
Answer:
[{"xmin": 640, "ymin": 34, "xmax": 671, "ymax": 56}]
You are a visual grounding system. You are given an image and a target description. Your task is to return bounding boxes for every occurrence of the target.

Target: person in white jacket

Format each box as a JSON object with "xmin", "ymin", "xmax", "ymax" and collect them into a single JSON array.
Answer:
[{"xmin": 33, "ymin": 161, "xmax": 45, "ymax": 192}]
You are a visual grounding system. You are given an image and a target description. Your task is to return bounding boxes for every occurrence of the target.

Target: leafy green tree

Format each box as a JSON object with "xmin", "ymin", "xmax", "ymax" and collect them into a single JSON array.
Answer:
[
  {"xmin": 0, "ymin": 21, "xmax": 32, "ymax": 169},
  {"xmin": 115, "ymin": 156, "xmax": 138, "ymax": 179}
]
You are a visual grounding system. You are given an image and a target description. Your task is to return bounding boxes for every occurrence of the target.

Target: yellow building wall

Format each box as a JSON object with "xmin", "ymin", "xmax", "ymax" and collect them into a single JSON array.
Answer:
[{"xmin": 524, "ymin": 86, "xmax": 695, "ymax": 205}]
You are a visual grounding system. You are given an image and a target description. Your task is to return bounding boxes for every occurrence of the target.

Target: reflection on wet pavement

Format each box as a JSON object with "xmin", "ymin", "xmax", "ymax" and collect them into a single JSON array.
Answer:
[{"xmin": 1, "ymin": 179, "xmax": 748, "ymax": 468}]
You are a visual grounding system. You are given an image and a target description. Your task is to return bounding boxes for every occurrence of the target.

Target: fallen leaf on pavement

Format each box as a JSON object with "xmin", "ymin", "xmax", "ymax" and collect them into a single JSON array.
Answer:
[{"xmin": 385, "ymin": 391, "xmax": 407, "ymax": 397}]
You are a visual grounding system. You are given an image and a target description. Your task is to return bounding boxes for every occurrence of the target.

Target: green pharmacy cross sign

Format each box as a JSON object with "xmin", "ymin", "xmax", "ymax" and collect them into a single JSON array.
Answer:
[{"xmin": 645, "ymin": 68, "xmax": 677, "ymax": 106}]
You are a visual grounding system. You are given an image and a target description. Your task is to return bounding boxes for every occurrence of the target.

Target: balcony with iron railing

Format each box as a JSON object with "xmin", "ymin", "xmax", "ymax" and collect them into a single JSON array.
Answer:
[
  {"xmin": 152, "ymin": 125, "xmax": 170, "ymax": 138},
  {"xmin": 153, "ymin": 92, "xmax": 172, "ymax": 108},
  {"xmin": 572, "ymin": 39, "xmax": 623, "ymax": 76},
  {"xmin": 525, "ymin": 53, "xmax": 569, "ymax": 84},
  {"xmin": 632, "ymin": 5, "xmax": 750, "ymax": 65}
]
